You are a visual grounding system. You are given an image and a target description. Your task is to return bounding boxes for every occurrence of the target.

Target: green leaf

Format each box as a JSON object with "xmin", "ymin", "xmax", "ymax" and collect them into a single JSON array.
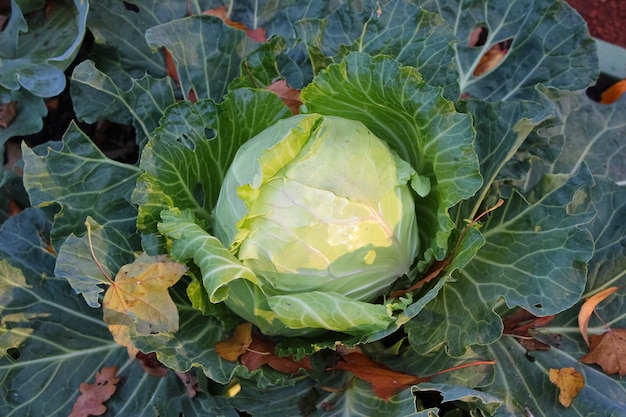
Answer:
[
  {"xmin": 133, "ymin": 88, "xmax": 291, "ymax": 239},
  {"xmin": 268, "ymin": 292, "xmax": 394, "ymax": 335},
  {"xmin": 408, "ymin": 165, "xmax": 595, "ymax": 356},
  {"xmin": 55, "ymin": 217, "xmax": 140, "ymax": 308},
  {"xmin": 301, "ymin": 52, "xmax": 482, "ymax": 267},
  {"xmin": 421, "ymin": 0, "xmax": 598, "ymax": 101},
  {"xmin": 0, "ymin": 0, "xmax": 88, "ymax": 98},
  {"xmin": 487, "ymin": 337, "xmax": 626, "ymax": 416},
  {"xmin": 0, "ymin": 90, "xmax": 47, "ymax": 152},
  {"xmin": 145, "ymin": 15, "xmax": 251, "ymax": 102},
  {"xmin": 296, "ymin": 0, "xmax": 460, "ymax": 99},
  {"xmin": 22, "ymin": 122, "xmax": 141, "ymax": 246},
  {"xmin": 413, "ymin": 383, "xmax": 502, "ymax": 415},
  {"xmin": 70, "ymin": 60, "xmax": 176, "ymax": 145}
]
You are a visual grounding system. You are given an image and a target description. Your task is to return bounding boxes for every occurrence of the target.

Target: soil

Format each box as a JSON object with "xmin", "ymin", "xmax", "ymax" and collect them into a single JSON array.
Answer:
[{"xmin": 567, "ymin": 0, "xmax": 626, "ymax": 49}]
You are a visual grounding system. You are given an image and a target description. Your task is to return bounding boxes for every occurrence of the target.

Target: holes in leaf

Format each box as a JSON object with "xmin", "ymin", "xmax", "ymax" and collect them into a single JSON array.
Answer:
[
  {"xmin": 123, "ymin": 1, "xmax": 140, "ymax": 13},
  {"xmin": 534, "ymin": 303, "xmax": 543, "ymax": 309},
  {"xmin": 205, "ymin": 128, "xmax": 216, "ymax": 140},
  {"xmin": 469, "ymin": 25, "xmax": 513, "ymax": 76},
  {"xmin": 6, "ymin": 347, "xmax": 21, "ymax": 361},
  {"xmin": 176, "ymin": 134, "xmax": 196, "ymax": 150}
]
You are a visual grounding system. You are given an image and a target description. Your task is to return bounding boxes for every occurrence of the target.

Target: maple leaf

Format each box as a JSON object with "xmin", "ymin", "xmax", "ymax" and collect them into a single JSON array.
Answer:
[
  {"xmin": 102, "ymin": 253, "xmax": 187, "ymax": 357},
  {"xmin": 69, "ymin": 366, "xmax": 120, "ymax": 417},
  {"xmin": 503, "ymin": 308, "xmax": 556, "ymax": 351},
  {"xmin": 331, "ymin": 352, "xmax": 429, "ymax": 401},
  {"xmin": 600, "ymin": 79, "xmax": 626, "ymax": 104},
  {"xmin": 267, "ymin": 80, "xmax": 302, "ymax": 114},
  {"xmin": 580, "ymin": 329, "xmax": 626, "ymax": 377},
  {"xmin": 549, "ymin": 367, "xmax": 584, "ymax": 408},
  {"xmin": 240, "ymin": 335, "xmax": 312, "ymax": 375},
  {"xmin": 578, "ymin": 286, "xmax": 619, "ymax": 346},
  {"xmin": 216, "ymin": 322, "xmax": 253, "ymax": 361}
]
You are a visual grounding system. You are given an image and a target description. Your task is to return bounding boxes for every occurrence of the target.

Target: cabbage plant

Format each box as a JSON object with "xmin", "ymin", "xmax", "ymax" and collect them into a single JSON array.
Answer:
[{"xmin": 2, "ymin": 0, "xmax": 626, "ymax": 416}]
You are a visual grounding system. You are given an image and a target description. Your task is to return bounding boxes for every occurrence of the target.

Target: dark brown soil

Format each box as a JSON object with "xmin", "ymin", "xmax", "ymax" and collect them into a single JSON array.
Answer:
[{"xmin": 568, "ymin": 0, "xmax": 626, "ymax": 49}]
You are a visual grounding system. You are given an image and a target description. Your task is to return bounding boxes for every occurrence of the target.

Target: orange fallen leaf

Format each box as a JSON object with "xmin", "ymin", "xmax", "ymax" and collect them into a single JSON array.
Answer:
[
  {"xmin": 102, "ymin": 253, "xmax": 187, "ymax": 357},
  {"xmin": 202, "ymin": 6, "xmax": 267, "ymax": 43},
  {"xmin": 578, "ymin": 287, "xmax": 619, "ymax": 346},
  {"xmin": 331, "ymin": 352, "xmax": 429, "ymax": 401},
  {"xmin": 163, "ymin": 48, "xmax": 179, "ymax": 85},
  {"xmin": 216, "ymin": 322, "xmax": 253, "ymax": 361},
  {"xmin": 549, "ymin": 367, "xmax": 584, "ymax": 408},
  {"xmin": 0, "ymin": 101, "xmax": 17, "ymax": 128},
  {"xmin": 600, "ymin": 79, "xmax": 626, "ymax": 104},
  {"xmin": 267, "ymin": 79, "xmax": 302, "ymax": 114},
  {"xmin": 69, "ymin": 366, "xmax": 120, "ymax": 417},
  {"xmin": 240, "ymin": 335, "xmax": 312, "ymax": 375},
  {"xmin": 580, "ymin": 329, "xmax": 626, "ymax": 377}
]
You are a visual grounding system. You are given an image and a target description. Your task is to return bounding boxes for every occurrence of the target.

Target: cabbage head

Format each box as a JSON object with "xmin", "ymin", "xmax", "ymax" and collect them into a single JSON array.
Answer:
[{"xmin": 211, "ymin": 114, "xmax": 420, "ymax": 335}]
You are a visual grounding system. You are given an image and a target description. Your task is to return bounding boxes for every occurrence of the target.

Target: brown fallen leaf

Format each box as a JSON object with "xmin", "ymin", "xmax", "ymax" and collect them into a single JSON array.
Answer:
[
  {"xmin": 176, "ymin": 370, "xmax": 200, "ymax": 398},
  {"xmin": 267, "ymin": 80, "xmax": 302, "ymax": 114},
  {"xmin": 0, "ymin": 101, "xmax": 17, "ymax": 128},
  {"xmin": 549, "ymin": 367, "xmax": 584, "ymax": 408},
  {"xmin": 580, "ymin": 329, "xmax": 626, "ymax": 377},
  {"xmin": 102, "ymin": 253, "xmax": 187, "ymax": 357},
  {"xmin": 503, "ymin": 308, "xmax": 556, "ymax": 351},
  {"xmin": 600, "ymin": 79, "xmax": 626, "ymax": 104},
  {"xmin": 578, "ymin": 287, "xmax": 619, "ymax": 346},
  {"xmin": 216, "ymin": 322, "xmax": 253, "ymax": 361},
  {"xmin": 331, "ymin": 352, "xmax": 429, "ymax": 401},
  {"xmin": 69, "ymin": 366, "xmax": 120, "ymax": 417},
  {"xmin": 136, "ymin": 351, "xmax": 167, "ymax": 377},
  {"xmin": 240, "ymin": 335, "xmax": 312, "ymax": 375}
]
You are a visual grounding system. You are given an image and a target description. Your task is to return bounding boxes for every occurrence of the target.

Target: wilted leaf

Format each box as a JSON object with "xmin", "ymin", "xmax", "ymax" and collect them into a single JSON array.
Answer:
[
  {"xmin": 216, "ymin": 322, "xmax": 253, "ymax": 361},
  {"xmin": 581, "ymin": 329, "xmax": 626, "ymax": 377},
  {"xmin": 175, "ymin": 371, "xmax": 199, "ymax": 398},
  {"xmin": 136, "ymin": 351, "xmax": 167, "ymax": 377},
  {"xmin": 267, "ymin": 79, "xmax": 302, "ymax": 114},
  {"xmin": 68, "ymin": 366, "xmax": 120, "ymax": 417},
  {"xmin": 549, "ymin": 367, "xmax": 584, "ymax": 408},
  {"xmin": 578, "ymin": 287, "xmax": 619, "ymax": 346},
  {"xmin": 503, "ymin": 309, "xmax": 556, "ymax": 351},
  {"xmin": 600, "ymin": 79, "xmax": 626, "ymax": 104},
  {"xmin": 241, "ymin": 335, "xmax": 312, "ymax": 375},
  {"xmin": 102, "ymin": 253, "xmax": 187, "ymax": 356},
  {"xmin": 332, "ymin": 352, "xmax": 429, "ymax": 401}
]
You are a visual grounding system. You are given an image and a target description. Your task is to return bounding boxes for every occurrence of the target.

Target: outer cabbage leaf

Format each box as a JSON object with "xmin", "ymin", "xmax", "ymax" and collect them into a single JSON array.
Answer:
[
  {"xmin": 421, "ymin": 0, "xmax": 598, "ymax": 101},
  {"xmin": 301, "ymin": 52, "xmax": 482, "ymax": 268},
  {"xmin": 408, "ymin": 165, "xmax": 595, "ymax": 356},
  {"xmin": 0, "ymin": 0, "xmax": 87, "ymax": 98},
  {"xmin": 21, "ymin": 123, "xmax": 141, "ymax": 247},
  {"xmin": 295, "ymin": 0, "xmax": 459, "ymax": 99},
  {"xmin": 0, "ymin": 208, "xmax": 227, "ymax": 417}
]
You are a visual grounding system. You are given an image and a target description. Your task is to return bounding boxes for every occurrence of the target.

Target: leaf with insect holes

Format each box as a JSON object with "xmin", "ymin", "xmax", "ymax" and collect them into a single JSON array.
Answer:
[
  {"xmin": 578, "ymin": 287, "xmax": 619, "ymax": 346},
  {"xmin": 68, "ymin": 366, "xmax": 120, "ymax": 417},
  {"xmin": 549, "ymin": 367, "xmax": 584, "ymax": 408},
  {"xmin": 581, "ymin": 329, "xmax": 626, "ymax": 377},
  {"xmin": 102, "ymin": 253, "xmax": 187, "ymax": 356}
]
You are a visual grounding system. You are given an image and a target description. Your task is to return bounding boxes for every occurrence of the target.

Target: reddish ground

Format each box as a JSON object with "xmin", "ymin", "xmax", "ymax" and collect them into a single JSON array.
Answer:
[{"xmin": 568, "ymin": 0, "xmax": 626, "ymax": 49}]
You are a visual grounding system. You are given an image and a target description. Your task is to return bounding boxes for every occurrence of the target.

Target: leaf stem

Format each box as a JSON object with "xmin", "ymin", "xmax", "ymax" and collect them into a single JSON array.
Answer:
[{"xmin": 85, "ymin": 220, "xmax": 114, "ymax": 284}]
